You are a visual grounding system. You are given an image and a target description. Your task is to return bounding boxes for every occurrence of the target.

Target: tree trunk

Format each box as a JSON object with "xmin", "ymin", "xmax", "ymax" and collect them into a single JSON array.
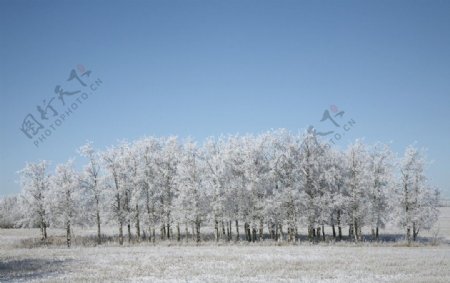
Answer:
[
  {"xmin": 214, "ymin": 218, "xmax": 219, "ymax": 242},
  {"xmin": 252, "ymin": 226, "xmax": 257, "ymax": 242},
  {"xmin": 177, "ymin": 223, "xmax": 181, "ymax": 242},
  {"xmin": 244, "ymin": 222, "xmax": 248, "ymax": 241},
  {"xmin": 246, "ymin": 223, "xmax": 251, "ymax": 242},
  {"xmin": 66, "ymin": 221, "xmax": 71, "ymax": 248},
  {"xmin": 279, "ymin": 223, "xmax": 284, "ymax": 242},
  {"xmin": 114, "ymin": 174, "xmax": 122, "ymax": 245},
  {"xmin": 40, "ymin": 221, "xmax": 48, "ymax": 241},
  {"xmin": 135, "ymin": 204, "xmax": 141, "ymax": 242},
  {"xmin": 119, "ymin": 223, "xmax": 124, "ymax": 245},
  {"xmin": 167, "ymin": 223, "xmax": 171, "ymax": 240},
  {"xmin": 332, "ymin": 225, "xmax": 336, "ymax": 239},
  {"xmin": 308, "ymin": 225, "xmax": 313, "ymax": 241},
  {"xmin": 145, "ymin": 187, "xmax": 153, "ymax": 243},
  {"xmin": 288, "ymin": 227, "xmax": 293, "ymax": 242},
  {"xmin": 268, "ymin": 221, "xmax": 273, "ymax": 240},
  {"xmin": 359, "ymin": 226, "xmax": 362, "ymax": 240},
  {"xmin": 148, "ymin": 224, "xmax": 154, "ymax": 242},
  {"xmin": 337, "ymin": 210, "xmax": 342, "ymax": 241},
  {"xmin": 376, "ymin": 226, "xmax": 379, "ymax": 241},
  {"xmin": 127, "ymin": 222, "xmax": 131, "ymax": 243},
  {"xmin": 126, "ymin": 190, "xmax": 131, "ymax": 243},
  {"xmin": 235, "ymin": 220, "xmax": 240, "ymax": 242},
  {"xmin": 161, "ymin": 223, "xmax": 166, "ymax": 240},
  {"xmin": 413, "ymin": 222, "xmax": 417, "ymax": 242},
  {"xmin": 221, "ymin": 220, "xmax": 226, "ymax": 239},
  {"xmin": 275, "ymin": 223, "xmax": 279, "ymax": 241},
  {"xmin": 196, "ymin": 220, "xmax": 201, "ymax": 243},
  {"xmin": 322, "ymin": 224, "xmax": 325, "ymax": 241},
  {"xmin": 405, "ymin": 182, "xmax": 411, "ymax": 245},
  {"xmin": 259, "ymin": 218, "xmax": 264, "ymax": 241},
  {"xmin": 407, "ymin": 226, "xmax": 411, "ymax": 245},
  {"xmin": 96, "ymin": 198, "xmax": 101, "ymax": 245}
]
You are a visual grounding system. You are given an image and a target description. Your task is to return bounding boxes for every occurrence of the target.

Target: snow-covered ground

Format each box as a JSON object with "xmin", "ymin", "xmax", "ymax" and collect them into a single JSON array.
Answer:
[
  {"xmin": 1, "ymin": 207, "xmax": 450, "ymax": 282},
  {"xmin": 1, "ymin": 244, "xmax": 449, "ymax": 282}
]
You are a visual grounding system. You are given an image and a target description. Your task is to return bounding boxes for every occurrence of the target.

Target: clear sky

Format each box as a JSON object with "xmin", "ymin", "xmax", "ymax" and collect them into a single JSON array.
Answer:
[{"xmin": 1, "ymin": 0, "xmax": 449, "ymax": 197}]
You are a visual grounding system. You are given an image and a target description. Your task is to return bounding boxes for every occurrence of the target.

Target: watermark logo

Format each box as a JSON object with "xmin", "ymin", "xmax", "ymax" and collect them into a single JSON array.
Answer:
[
  {"xmin": 308, "ymin": 104, "xmax": 356, "ymax": 146},
  {"xmin": 20, "ymin": 65, "xmax": 102, "ymax": 147}
]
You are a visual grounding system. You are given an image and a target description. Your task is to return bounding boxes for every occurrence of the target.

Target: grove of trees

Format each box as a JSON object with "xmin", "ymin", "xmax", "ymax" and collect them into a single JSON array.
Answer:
[{"xmin": 1, "ymin": 130, "xmax": 440, "ymax": 246}]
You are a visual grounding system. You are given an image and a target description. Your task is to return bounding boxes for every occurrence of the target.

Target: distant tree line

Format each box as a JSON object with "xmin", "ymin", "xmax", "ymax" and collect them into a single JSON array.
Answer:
[{"xmin": 1, "ymin": 130, "xmax": 440, "ymax": 247}]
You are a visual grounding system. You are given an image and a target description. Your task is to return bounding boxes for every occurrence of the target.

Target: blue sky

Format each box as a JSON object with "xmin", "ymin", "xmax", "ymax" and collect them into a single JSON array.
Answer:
[{"xmin": 1, "ymin": 0, "xmax": 449, "ymax": 197}]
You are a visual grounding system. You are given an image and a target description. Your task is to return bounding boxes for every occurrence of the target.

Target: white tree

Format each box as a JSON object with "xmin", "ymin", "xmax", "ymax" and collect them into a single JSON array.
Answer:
[
  {"xmin": 240, "ymin": 134, "xmax": 271, "ymax": 242},
  {"xmin": 79, "ymin": 141, "xmax": 104, "ymax": 244},
  {"xmin": 50, "ymin": 160, "xmax": 79, "ymax": 247},
  {"xmin": 155, "ymin": 136, "xmax": 180, "ymax": 240},
  {"xmin": 0, "ymin": 196, "xmax": 23, "ymax": 228},
  {"xmin": 174, "ymin": 140, "xmax": 209, "ymax": 242},
  {"xmin": 135, "ymin": 137, "xmax": 162, "ymax": 242},
  {"xmin": 315, "ymin": 145, "xmax": 338, "ymax": 241},
  {"xmin": 271, "ymin": 130, "xmax": 302, "ymax": 242},
  {"xmin": 18, "ymin": 161, "xmax": 51, "ymax": 240},
  {"xmin": 345, "ymin": 140, "xmax": 370, "ymax": 242},
  {"xmin": 119, "ymin": 142, "xmax": 143, "ymax": 243},
  {"xmin": 16, "ymin": 131, "xmax": 442, "ymax": 246},
  {"xmin": 367, "ymin": 143, "xmax": 394, "ymax": 240},
  {"xmin": 397, "ymin": 145, "xmax": 439, "ymax": 244},
  {"xmin": 203, "ymin": 136, "xmax": 229, "ymax": 241},
  {"xmin": 324, "ymin": 148, "xmax": 348, "ymax": 240},
  {"xmin": 103, "ymin": 145, "xmax": 126, "ymax": 245},
  {"xmin": 299, "ymin": 132, "xmax": 325, "ymax": 241}
]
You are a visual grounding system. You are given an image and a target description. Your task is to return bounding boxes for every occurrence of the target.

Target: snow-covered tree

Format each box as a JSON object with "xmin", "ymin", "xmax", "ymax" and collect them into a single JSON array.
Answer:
[
  {"xmin": 0, "ymin": 196, "xmax": 23, "ymax": 228},
  {"xmin": 18, "ymin": 161, "xmax": 51, "ymax": 240},
  {"xmin": 315, "ymin": 145, "xmax": 338, "ymax": 241},
  {"xmin": 271, "ymin": 130, "xmax": 302, "ymax": 242},
  {"xmin": 120, "ymin": 142, "xmax": 143, "ymax": 242},
  {"xmin": 156, "ymin": 137, "xmax": 181, "ymax": 240},
  {"xmin": 240, "ymin": 134, "xmax": 271, "ymax": 242},
  {"xmin": 135, "ymin": 137, "xmax": 162, "ymax": 242},
  {"xmin": 50, "ymin": 160, "xmax": 79, "ymax": 247},
  {"xmin": 324, "ymin": 148, "xmax": 348, "ymax": 240},
  {"xmin": 345, "ymin": 140, "xmax": 370, "ymax": 242},
  {"xmin": 396, "ymin": 145, "xmax": 439, "ymax": 244},
  {"xmin": 367, "ymin": 143, "xmax": 394, "ymax": 240},
  {"xmin": 16, "ymin": 131, "xmax": 442, "ymax": 246},
  {"xmin": 174, "ymin": 140, "xmax": 209, "ymax": 242},
  {"xmin": 103, "ymin": 145, "xmax": 126, "ymax": 245},
  {"xmin": 203, "ymin": 136, "xmax": 229, "ymax": 241},
  {"xmin": 299, "ymin": 132, "xmax": 325, "ymax": 241},
  {"xmin": 79, "ymin": 141, "xmax": 104, "ymax": 244}
]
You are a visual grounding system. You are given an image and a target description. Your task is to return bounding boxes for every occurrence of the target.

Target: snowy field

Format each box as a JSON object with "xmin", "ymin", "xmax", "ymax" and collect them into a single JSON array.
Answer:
[
  {"xmin": 1, "ymin": 244, "xmax": 450, "ymax": 282},
  {"xmin": 1, "ymin": 207, "xmax": 450, "ymax": 283}
]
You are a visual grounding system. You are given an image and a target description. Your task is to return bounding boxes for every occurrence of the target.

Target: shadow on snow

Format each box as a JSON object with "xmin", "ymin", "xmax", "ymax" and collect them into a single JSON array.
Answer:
[{"xmin": 0, "ymin": 258, "xmax": 73, "ymax": 282}]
